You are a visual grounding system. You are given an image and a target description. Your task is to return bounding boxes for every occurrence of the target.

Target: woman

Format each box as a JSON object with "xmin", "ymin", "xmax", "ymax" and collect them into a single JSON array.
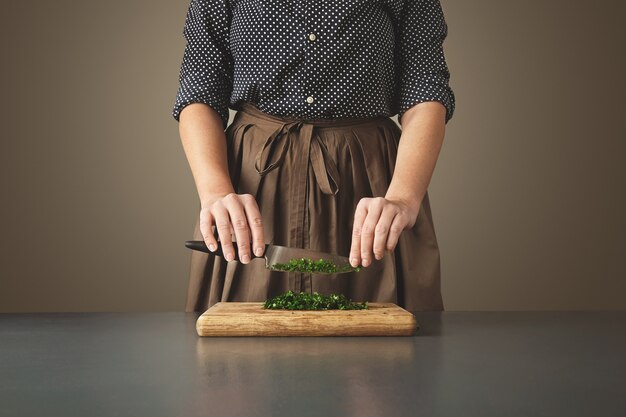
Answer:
[{"xmin": 172, "ymin": 0, "xmax": 455, "ymax": 313}]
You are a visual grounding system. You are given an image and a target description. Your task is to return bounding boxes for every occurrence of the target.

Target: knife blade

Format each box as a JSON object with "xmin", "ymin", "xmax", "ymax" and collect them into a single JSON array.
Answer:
[{"xmin": 184, "ymin": 240, "xmax": 359, "ymax": 274}]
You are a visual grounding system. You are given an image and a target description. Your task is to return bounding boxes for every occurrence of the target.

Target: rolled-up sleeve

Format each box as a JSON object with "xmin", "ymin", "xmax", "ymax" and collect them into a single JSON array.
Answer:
[
  {"xmin": 395, "ymin": 0, "xmax": 456, "ymax": 124},
  {"xmin": 172, "ymin": 0, "xmax": 234, "ymax": 130}
]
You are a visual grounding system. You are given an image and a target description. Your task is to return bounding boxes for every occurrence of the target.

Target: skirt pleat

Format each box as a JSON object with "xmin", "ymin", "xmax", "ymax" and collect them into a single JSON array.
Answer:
[{"xmin": 185, "ymin": 101, "xmax": 444, "ymax": 313}]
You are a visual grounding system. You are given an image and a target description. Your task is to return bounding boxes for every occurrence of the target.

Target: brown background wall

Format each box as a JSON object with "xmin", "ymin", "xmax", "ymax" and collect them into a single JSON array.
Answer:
[{"xmin": 2, "ymin": 1, "xmax": 624, "ymax": 312}]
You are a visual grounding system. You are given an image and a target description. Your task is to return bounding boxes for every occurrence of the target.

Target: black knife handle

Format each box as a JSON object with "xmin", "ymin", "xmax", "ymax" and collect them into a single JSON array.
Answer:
[{"xmin": 184, "ymin": 240, "xmax": 268, "ymax": 260}]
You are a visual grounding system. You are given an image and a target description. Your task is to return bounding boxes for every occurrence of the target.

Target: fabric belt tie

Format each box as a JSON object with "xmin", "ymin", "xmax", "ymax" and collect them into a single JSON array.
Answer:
[{"xmin": 253, "ymin": 119, "xmax": 340, "ymax": 195}]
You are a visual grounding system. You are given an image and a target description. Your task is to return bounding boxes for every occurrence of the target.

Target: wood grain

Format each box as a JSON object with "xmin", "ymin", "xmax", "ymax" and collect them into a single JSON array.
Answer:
[{"xmin": 196, "ymin": 302, "xmax": 419, "ymax": 336}]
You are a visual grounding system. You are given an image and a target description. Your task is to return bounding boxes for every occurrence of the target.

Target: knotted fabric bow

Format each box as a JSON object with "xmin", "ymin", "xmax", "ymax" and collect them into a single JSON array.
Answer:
[{"xmin": 253, "ymin": 120, "xmax": 340, "ymax": 195}]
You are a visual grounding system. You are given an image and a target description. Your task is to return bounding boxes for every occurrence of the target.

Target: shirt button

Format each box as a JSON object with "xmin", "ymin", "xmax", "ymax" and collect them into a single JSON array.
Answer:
[
  {"xmin": 306, "ymin": 96, "xmax": 314, "ymax": 104},
  {"xmin": 308, "ymin": 33, "xmax": 316, "ymax": 41}
]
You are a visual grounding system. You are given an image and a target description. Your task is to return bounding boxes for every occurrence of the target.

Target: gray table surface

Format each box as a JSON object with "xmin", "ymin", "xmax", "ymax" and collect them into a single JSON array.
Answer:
[{"xmin": 1, "ymin": 311, "xmax": 625, "ymax": 417}]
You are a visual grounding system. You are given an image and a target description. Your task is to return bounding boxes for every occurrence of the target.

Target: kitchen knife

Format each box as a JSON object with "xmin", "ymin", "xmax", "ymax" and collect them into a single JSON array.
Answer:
[{"xmin": 184, "ymin": 240, "xmax": 360, "ymax": 274}]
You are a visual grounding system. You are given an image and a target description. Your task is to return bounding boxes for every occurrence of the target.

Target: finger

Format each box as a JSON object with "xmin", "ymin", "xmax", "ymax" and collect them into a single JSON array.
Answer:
[
  {"xmin": 373, "ymin": 205, "xmax": 397, "ymax": 260},
  {"xmin": 385, "ymin": 212, "xmax": 407, "ymax": 253},
  {"xmin": 213, "ymin": 203, "xmax": 234, "ymax": 262},
  {"xmin": 241, "ymin": 194, "xmax": 265, "ymax": 257},
  {"xmin": 223, "ymin": 194, "xmax": 252, "ymax": 264},
  {"xmin": 349, "ymin": 199, "xmax": 369, "ymax": 267},
  {"xmin": 360, "ymin": 197, "xmax": 385, "ymax": 267},
  {"xmin": 199, "ymin": 210, "xmax": 218, "ymax": 252}
]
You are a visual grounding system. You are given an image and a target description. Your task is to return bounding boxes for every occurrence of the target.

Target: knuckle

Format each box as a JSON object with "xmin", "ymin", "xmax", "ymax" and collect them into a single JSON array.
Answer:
[
  {"xmin": 215, "ymin": 220, "xmax": 230, "ymax": 230},
  {"xmin": 390, "ymin": 226, "xmax": 404, "ymax": 234},
  {"xmin": 352, "ymin": 227, "xmax": 362, "ymax": 237},
  {"xmin": 232, "ymin": 218, "xmax": 248, "ymax": 229},
  {"xmin": 375, "ymin": 223, "xmax": 388, "ymax": 234},
  {"xmin": 212, "ymin": 206, "xmax": 225, "ymax": 216},
  {"xmin": 250, "ymin": 216, "xmax": 263, "ymax": 226}
]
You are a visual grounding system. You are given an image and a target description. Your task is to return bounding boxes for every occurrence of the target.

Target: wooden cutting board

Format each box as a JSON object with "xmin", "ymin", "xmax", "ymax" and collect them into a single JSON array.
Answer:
[{"xmin": 196, "ymin": 302, "xmax": 418, "ymax": 336}]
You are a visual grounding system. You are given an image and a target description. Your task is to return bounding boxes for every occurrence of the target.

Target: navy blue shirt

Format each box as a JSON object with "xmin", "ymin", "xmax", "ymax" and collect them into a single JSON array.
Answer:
[{"xmin": 172, "ymin": 0, "xmax": 456, "ymax": 130}]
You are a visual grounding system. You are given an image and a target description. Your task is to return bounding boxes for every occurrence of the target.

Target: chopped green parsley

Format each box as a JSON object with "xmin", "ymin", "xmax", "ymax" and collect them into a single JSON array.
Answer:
[
  {"xmin": 269, "ymin": 257, "xmax": 362, "ymax": 274},
  {"xmin": 263, "ymin": 290, "xmax": 369, "ymax": 310}
]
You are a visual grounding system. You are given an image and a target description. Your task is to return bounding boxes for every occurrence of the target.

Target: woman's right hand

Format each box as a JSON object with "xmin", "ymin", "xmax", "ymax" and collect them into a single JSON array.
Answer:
[{"xmin": 199, "ymin": 192, "xmax": 265, "ymax": 264}]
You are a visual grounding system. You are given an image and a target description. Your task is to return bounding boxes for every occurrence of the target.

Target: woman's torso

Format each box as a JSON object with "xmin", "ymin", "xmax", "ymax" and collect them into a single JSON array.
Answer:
[{"xmin": 226, "ymin": 0, "xmax": 407, "ymax": 120}]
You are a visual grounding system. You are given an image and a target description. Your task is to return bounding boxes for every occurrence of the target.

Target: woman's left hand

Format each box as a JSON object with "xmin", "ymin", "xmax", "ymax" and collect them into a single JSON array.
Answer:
[{"xmin": 349, "ymin": 196, "xmax": 421, "ymax": 268}]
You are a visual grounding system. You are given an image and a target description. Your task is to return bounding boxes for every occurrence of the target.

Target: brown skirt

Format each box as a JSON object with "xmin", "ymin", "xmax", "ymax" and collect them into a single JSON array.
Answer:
[{"xmin": 185, "ymin": 101, "xmax": 444, "ymax": 313}]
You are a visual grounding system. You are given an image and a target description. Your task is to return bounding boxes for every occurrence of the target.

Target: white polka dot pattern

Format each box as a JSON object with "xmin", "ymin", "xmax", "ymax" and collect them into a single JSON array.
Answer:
[{"xmin": 172, "ymin": 0, "xmax": 455, "ymax": 130}]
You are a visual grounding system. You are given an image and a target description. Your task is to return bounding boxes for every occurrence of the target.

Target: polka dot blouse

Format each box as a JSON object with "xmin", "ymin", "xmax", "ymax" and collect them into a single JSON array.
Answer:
[{"xmin": 172, "ymin": 0, "xmax": 456, "ymax": 130}]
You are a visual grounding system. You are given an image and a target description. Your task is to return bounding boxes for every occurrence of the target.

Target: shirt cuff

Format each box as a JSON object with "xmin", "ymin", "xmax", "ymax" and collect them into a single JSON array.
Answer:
[
  {"xmin": 172, "ymin": 93, "xmax": 230, "ymax": 131},
  {"xmin": 396, "ymin": 81, "xmax": 456, "ymax": 125}
]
